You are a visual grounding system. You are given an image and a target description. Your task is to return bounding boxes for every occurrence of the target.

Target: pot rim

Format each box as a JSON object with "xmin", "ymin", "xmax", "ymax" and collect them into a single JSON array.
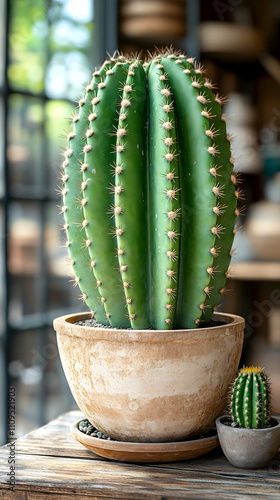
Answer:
[
  {"xmin": 54, "ymin": 311, "xmax": 245, "ymax": 342},
  {"xmin": 216, "ymin": 415, "xmax": 280, "ymax": 432}
]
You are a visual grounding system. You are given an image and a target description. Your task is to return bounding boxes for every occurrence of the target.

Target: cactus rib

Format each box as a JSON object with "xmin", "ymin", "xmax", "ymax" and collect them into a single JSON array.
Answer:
[
  {"xmin": 82, "ymin": 62, "xmax": 131, "ymax": 327},
  {"xmin": 62, "ymin": 68, "xmax": 108, "ymax": 321},
  {"xmin": 115, "ymin": 61, "xmax": 150, "ymax": 329},
  {"xmin": 148, "ymin": 60, "xmax": 181, "ymax": 329},
  {"xmin": 161, "ymin": 57, "xmax": 218, "ymax": 328},
  {"xmin": 187, "ymin": 67, "xmax": 237, "ymax": 322}
]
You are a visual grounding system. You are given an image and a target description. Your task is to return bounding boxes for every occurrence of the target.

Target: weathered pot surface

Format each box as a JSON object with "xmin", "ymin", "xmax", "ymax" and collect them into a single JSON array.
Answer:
[
  {"xmin": 54, "ymin": 312, "xmax": 244, "ymax": 443},
  {"xmin": 216, "ymin": 416, "xmax": 280, "ymax": 469}
]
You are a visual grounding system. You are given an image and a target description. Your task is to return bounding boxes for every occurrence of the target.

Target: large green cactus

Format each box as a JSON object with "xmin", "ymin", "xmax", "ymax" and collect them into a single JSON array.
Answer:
[
  {"xmin": 229, "ymin": 367, "xmax": 271, "ymax": 428},
  {"xmin": 60, "ymin": 50, "xmax": 239, "ymax": 330}
]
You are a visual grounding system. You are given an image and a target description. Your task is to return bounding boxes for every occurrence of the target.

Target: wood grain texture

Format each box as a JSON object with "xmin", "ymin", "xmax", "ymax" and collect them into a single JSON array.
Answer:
[{"xmin": 0, "ymin": 411, "xmax": 279, "ymax": 499}]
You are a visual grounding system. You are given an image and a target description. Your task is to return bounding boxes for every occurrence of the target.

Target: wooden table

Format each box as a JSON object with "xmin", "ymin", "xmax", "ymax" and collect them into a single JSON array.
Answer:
[{"xmin": 0, "ymin": 411, "xmax": 279, "ymax": 499}]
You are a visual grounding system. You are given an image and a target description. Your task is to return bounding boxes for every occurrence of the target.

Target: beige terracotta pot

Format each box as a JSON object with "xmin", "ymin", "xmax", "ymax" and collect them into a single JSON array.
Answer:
[{"xmin": 54, "ymin": 312, "xmax": 244, "ymax": 443}]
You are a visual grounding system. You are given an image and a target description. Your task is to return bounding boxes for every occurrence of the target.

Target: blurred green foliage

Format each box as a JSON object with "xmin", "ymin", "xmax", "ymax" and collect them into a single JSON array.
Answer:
[
  {"xmin": 7, "ymin": 0, "xmax": 94, "ymax": 194},
  {"xmin": 9, "ymin": 0, "xmax": 47, "ymax": 94},
  {"xmin": 8, "ymin": 0, "xmax": 94, "ymax": 99}
]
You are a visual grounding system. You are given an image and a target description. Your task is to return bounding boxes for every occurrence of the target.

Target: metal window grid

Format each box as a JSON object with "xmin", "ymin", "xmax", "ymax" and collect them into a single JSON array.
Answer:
[
  {"xmin": 0, "ymin": 0, "xmax": 119, "ymax": 443},
  {"xmin": 1, "ymin": 0, "xmax": 198, "ymax": 443}
]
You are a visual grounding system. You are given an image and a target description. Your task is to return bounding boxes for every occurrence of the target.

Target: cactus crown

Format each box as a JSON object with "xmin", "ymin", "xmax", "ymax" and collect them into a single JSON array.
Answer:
[
  {"xmin": 229, "ymin": 366, "xmax": 271, "ymax": 428},
  {"xmin": 59, "ymin": 48, "xmax": 239, "ymax": 330}
]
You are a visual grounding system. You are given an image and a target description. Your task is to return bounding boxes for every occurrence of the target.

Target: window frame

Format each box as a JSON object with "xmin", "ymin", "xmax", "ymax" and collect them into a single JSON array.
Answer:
[{"xmin": 0, "ymin": 0, "xmax": 118, "ymax": 443}]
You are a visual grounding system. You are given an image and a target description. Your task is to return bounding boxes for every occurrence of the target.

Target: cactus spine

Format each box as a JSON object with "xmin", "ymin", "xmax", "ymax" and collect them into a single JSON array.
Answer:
[
  {"xmin": 230, "ymin": 367, "xmax": 271, "ymax": 428},
  {"xmin": 60, "ymin": 50, "xmax": 239, "ymax": 330}
]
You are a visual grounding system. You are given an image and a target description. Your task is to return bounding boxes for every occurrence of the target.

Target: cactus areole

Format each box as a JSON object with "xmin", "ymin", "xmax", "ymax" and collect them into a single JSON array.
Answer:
[
  {"xmin": 60, "ymin": 50, "xmax": 239, "ymax": 330},
  {"xmin": 230, "ymin": 367, "xmax": 271, "ymax": 429}
]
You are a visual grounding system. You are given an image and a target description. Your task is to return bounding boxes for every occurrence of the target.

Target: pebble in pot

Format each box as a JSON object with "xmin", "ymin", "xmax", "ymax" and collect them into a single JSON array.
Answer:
[{"xmin": 78, "ymin": 420, "xmax": 112, "ymax": 440}]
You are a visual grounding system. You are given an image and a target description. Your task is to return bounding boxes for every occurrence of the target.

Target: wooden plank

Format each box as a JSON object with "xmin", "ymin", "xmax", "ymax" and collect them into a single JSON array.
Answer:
[
  {"xmin": 154, "ymin": 450, "xmax": 280, "ymax": 476},
  {"xmin": 0, "ymin": 411, "xmax": 279, "ymax": 498},
  {"xmin": 1, "ymin": 443, "xmax": 279, "ymax": 481},
  {"xmin": 3, "ymin": 411, "xmax": 96, "ymax": 461},
  {"xmin": 0, "ymin": 453, "xmax": 279, "ymax": 499},
  {"xmin": 0, "ymin": 488, "xmax": 277, "ymax": 500},
  {"xmin": 1, "ymin": 410, "xmax": 278, "ymax": 479},
  {"xmin": 0, "ymin": 493, "xmax": 109, "ymax": 500}
]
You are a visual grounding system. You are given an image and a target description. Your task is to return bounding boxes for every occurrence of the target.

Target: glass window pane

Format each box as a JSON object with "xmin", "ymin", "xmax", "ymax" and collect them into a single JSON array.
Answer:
[
  {"xmin": 46, "ymin": 0, "xmax": 94, "ymax": 100},
  {"xmin": 0, "ymin": 97, "xmax": 4, "ymax": 198},
  {"xmin": 9, "ymin": 329, "xmax": 42, "ymax": 436},
  {"xmin": 46, "ymin": 51, "xmax": 92, "ymax": 100},
  {"xmin": 8, "ymin": 202, "xmax": 42, "ymax": 323},
  {"xmin": 0, "ymin": 0, "xmax": 99, "ymax": 445},
  {"xmin": 8, "ymin": 327, "xmax": 75, "ymax": 437},
  {"xmin": 8, "ymin": 0, "xmax": 47, "ymax": 94},
  {"xmin": 46, "ymin": 202, "xmax": 87, "ymax": 313},
  {"xmin": 0, "ymin": 205, "xmax": 4, "ymax": 337},
  {"xmin": 0, "ymin": 347, "xmax": 5, "ymax": 444},
  {"xmin": 7, "ymin": 95, "xmax": 44, "ymax": 194},
  {"xmin": 55, "ymin": 0, "xmax": 93, "ymax": 24},
  {"xmin": 9, "ymin": 276, "xmax": 41, "ymax": 323},
  {"xmin": 44, "ymin": 327, "xmax": 77, "ymax": 423},
  {"xmin": 46, "ymin": 202, "xmax": 69, "ymax": 281},
  {"xmin": 0, "ymin": 1, "xmax": 6, "ymax": 88}
]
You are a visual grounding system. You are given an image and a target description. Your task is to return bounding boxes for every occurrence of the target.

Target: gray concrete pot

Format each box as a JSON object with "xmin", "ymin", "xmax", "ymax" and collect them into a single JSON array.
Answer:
[{"xmin": 216, "ymin": 416, "xmax": 280, "ymax": 469}]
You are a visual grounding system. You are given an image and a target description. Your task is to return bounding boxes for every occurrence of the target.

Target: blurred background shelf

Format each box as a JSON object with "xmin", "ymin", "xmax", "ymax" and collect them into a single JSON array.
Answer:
[
  {"xmin": 226, "ymin": 263, "xmax": 280, "ymax": 413},
  {"xmin": 231, "ymin": 261, "xmax": 280, "ymax": 281}
]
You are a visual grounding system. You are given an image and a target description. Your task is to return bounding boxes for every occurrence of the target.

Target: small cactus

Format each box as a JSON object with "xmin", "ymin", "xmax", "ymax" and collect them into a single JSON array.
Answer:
[
  {"xmin": 59, "ymin": 49, "xmax": 240, "ymax": 330},
  {"xmin": 229, "ymin": 366, "xmax": 271, "ymax": 429}
]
